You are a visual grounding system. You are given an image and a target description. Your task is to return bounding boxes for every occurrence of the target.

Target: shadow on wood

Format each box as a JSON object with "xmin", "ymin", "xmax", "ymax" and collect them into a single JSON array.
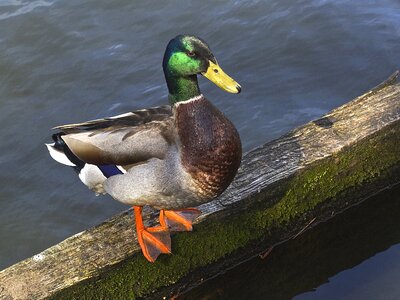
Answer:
[{"xmin": 180, "ymin": 184, "xmax": 400, "ymax": 299}]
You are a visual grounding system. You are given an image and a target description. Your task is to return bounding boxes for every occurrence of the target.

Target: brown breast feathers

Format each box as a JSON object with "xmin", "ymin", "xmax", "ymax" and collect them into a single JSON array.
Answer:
[{"xmin": 175, "ymin": 96, "xmax": 242, "ymax": 199}]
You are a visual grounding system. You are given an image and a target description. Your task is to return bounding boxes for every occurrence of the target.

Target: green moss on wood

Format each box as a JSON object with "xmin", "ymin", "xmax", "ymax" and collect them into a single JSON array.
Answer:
[{"xmin": 52, "ymin": 124, "xmax": 400, "ymax": 300}]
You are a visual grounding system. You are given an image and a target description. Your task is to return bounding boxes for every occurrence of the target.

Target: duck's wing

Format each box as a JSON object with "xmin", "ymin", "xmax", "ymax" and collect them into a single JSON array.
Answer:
[
  {"xmin": 54, "ymin": 105, "xmax": 174, "ymax": 166},
  {"xmin": 55, "ymin": 105, "xmax": 172, "ymax": 133}
]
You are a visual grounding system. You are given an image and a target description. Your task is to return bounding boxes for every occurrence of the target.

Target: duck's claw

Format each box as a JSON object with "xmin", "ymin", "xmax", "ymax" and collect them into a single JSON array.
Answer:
[{"xmin": 160, "ymin": 208, "xmax": 201, "ymax": 232}]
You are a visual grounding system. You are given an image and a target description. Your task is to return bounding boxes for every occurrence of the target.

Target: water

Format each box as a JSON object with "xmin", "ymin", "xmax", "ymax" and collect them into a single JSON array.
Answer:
[
  {"xmin": 0, "ymin": 0, "xmax": 398, "ymax": 286},
  {"xmin": 180, "ymin": 184, "xmax": 400, "ymax": 300}
]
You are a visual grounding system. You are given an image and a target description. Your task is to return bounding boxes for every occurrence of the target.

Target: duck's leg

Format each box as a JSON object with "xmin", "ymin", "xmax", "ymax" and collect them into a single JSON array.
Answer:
[
  {"xmin": 159, "ymin": 208, "xmax": 201, "ymax": 232},
  {"xmin": 134, "ymin": 206, "xmax": 171, "ymax": 262}
]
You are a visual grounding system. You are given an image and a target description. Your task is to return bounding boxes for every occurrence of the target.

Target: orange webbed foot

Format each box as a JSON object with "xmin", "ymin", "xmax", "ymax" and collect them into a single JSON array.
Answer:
[
  {"xmin": 137, "ymin": 226, "xmax": 171, "ymax": 262},
  {"xmin": 134, "ymin": 206, "xmax": 171, "ymax": 262},
  {"xmin": 160, "ymin": 208, "xmax": 201, "ymax": 232}
]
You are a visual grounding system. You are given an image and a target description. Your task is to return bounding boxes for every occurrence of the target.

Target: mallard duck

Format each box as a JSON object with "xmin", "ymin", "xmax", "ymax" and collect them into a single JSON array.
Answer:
[{"xmin": 46, "ymin": 35, "xmax": 242, "ymax": 262}]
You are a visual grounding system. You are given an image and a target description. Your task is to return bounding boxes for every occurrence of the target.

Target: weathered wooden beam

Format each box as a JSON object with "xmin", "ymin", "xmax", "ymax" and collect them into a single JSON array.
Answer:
[{"xmin": 1, "ymin": 71, "xmax": 399, "ymax": 300}]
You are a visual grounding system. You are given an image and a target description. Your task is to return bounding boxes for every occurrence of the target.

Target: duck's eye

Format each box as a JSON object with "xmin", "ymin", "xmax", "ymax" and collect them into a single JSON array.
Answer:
[{"xmin": 187, "ymin": 51, "xmax": 195, "ymax": 57}]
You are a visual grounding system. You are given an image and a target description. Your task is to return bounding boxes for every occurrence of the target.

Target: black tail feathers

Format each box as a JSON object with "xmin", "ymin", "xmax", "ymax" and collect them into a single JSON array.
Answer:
[{"xmin": 52, "ymin": 133, "xmax": 85, "ymax": 172}]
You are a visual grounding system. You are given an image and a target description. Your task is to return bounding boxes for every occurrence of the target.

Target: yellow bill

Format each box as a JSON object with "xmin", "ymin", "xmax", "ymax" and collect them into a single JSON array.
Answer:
[{"xmin": 202, "ymin": 60, "xmax": 241, "ymax": 94}]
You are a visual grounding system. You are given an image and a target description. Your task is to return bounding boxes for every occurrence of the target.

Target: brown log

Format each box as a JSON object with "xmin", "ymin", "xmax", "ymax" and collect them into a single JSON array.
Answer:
[{"xmin": 0, "ymin": 71, "xmax": 399, "ymax": 300}]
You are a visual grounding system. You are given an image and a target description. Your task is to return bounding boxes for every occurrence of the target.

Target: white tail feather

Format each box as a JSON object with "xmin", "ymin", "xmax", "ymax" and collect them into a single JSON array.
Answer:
[{"xmin": 45, "ymin": 143, "xmax": 76, "ymax": 167}]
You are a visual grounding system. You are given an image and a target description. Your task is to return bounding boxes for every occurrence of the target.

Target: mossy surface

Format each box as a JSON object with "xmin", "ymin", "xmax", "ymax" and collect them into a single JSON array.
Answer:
[
  {"xmin": 181, "ymin": 184, "xmax": 400, "ymax": 299},
  {"xmin": 52, "ymin": 124, "xmax": 400, "ymax": 300}
]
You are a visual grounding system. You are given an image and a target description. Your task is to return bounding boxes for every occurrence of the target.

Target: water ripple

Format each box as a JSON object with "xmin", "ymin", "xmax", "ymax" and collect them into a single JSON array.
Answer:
[{"xmin": 0, "ymin": 0, "xmax": 53, "ymax": 21}]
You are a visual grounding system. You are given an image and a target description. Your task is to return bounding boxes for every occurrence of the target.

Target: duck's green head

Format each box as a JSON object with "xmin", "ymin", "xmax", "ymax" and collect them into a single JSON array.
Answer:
[{"xmin": 163, "ymin": 35, "xmax": 241, "ymax": 104}]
